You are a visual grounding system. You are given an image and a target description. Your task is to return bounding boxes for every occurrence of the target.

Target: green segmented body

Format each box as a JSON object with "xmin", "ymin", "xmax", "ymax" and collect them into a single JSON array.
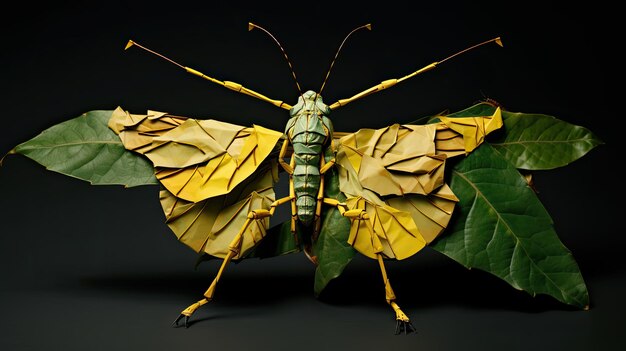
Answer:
[{"xmin": 285, "ymin": 90, "xmax": 334, "ymax": 225}]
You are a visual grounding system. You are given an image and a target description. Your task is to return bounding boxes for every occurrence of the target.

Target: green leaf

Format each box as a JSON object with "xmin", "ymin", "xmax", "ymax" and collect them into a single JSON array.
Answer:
[
  {"xmin": 10, "ymin": 110, "xmax": 157, "ymax": 187},
  {"xmin": 420, "ymin": 101, "xmax": 498, "ymax": 124},
  {"xmin": 431, "ymin": 144, "xmax": 589, "ymax": 309},
  {"xmin": 490, "ymin": 111, "xmax": 603, "ymax": 170},
  {"xmin": 436, "ymin": 102, "xmax": 603, "ymax": 170},
  {"xmin": 446, "ymin": 102, "xmax": 499, "ymax": 118},
  {"xmin": 313, "ymin": 166, "xmax": 354, "ymax": 297}
]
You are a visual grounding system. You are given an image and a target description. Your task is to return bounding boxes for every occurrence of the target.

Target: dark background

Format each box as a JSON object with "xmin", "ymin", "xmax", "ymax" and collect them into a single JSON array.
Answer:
[{"xmin": 0, "ymin": 1, "xmax": 620, "ymax": 350}]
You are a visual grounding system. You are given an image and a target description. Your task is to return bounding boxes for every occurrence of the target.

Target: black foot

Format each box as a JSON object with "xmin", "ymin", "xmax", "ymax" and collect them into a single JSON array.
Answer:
[
  {"xmin": 172, "ymin": 314, "xmax": 190, "ymax": 328},
  {"xmin": 394, "ymin": 320, "xmax": 416, "ymax": 335}
]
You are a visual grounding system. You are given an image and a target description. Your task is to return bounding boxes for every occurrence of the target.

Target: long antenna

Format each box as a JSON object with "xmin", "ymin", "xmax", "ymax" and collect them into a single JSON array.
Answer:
[
  {"xmin": 124, "ymin": 40, "xmax": 292, "ymax": 110},
  {"xmin": 438, "ymin": 37, "xmax": 503, "ymax": 65},
  {"xmin": 319, "ymin": 24, "xmax": 372, "ymax": 95},
  {"xmin": 329, "ymin": 36, "xmax": 503, "ymax": 110},
  {"xmin": 248, "ymin": 22, "xmax": 303, "ymax": 99}
]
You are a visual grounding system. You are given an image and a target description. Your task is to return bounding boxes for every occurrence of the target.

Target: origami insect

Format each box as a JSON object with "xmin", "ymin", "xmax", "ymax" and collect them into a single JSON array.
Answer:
[{"xmin": 3, "ymin": 23, "xmax": 599, "ymax": 335}]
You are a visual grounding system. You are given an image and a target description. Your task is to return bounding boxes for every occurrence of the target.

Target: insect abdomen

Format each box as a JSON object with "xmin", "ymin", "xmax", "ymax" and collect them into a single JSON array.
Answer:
[
  {"xmin": 291, "ymin": 123, "xmax": 327, "ymax": 225},
  {"xmin": 286, "ymin": 90, "xmax": 334, "ymax": 226},
  {"xmin": 292, "ymin": 152, "xmax": 321, "ymax": 225}
]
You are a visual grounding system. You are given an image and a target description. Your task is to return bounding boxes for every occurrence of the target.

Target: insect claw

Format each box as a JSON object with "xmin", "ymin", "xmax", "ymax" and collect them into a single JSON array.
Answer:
[
  {"xmin": 408, "ymin": 321, "xmax": 417, "ymax": 334},
  {"xmin": 172, "ymin": 314, "xmax": 185, "ymax": 328},
  {"xmin": 394, "ymin": 319, "xmax": 416, "ymax": 335},
  {"xmin": 184, "ymin": 316, "xmax": 190, "ymax": 328}
]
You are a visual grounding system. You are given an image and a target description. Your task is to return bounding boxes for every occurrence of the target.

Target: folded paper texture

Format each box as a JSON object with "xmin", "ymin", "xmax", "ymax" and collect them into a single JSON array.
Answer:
[
  {"xmin": 335, "ymin": 107, "xmax": 501, "ymax": 257},
  {"xmin": 386, "ymin": 184, "xmax": 458, "ymax": 244},
  {"xmin": 109, "ymin": 107, "xmax": 283, "ymax": 203},
  {"xmin": 438, "ymin": 107, "xmax": 503, "ymax": 153},
  {"xmin": 5, "ymin": 99, "xmax": 599, "ymax": 329},
  {"xmin": 345, "ymin": 196, "xmax": 427, "ymax": 260},
  {"xmin": 336, "ymin": 107, "xmax": 501, "ymax": 197},
  {"xmin": 2, "ymin": 23, "xmax": 601, "ymax": 331},
  {"xmin": 160, "ymin": 170, "xmax": 276, "ymax": 258}
]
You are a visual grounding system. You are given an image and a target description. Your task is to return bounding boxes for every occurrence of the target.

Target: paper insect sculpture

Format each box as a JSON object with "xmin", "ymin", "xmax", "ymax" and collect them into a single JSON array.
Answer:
[{"xmin": 2, "ymin": 23, "xmax": 602, "ymax": 334}]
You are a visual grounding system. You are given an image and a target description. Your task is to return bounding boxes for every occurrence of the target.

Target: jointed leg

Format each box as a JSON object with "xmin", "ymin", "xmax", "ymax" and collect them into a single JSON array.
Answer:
[
  {"xmin": 323, "ymin": 199, "xmax": 416, "ymax": 334},
  {"xmin": 172, "ymin": 248, "xmax": 237, "ymax": 328},
  {"xmin": 277, "ymin": 138, "xmax": 299, "ymax": 238},
  {"xmin": 376, "ymin": 254, "xmax": 416, "ymax": 334},
  {"xmin": 312, "ymin": 155, "xmax": 336, "ymax": 239},
  {"xmin": 173, "ymin": 198, "xmax": 292, "ymax": 328}
]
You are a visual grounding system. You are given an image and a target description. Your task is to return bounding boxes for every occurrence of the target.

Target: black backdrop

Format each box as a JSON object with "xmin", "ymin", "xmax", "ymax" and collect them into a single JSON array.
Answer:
[{"xmin": 0, "ymin": 1, "xmax": 620, "ymax": 350}]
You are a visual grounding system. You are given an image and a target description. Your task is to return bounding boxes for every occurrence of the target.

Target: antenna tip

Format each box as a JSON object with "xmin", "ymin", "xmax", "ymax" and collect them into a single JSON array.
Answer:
[
  {"xmin": 248, "ymin": 22, "xmax": 257, "ymax": 31},
  {"xmin": 495, "ymin": 37, "xmax": 503, "ymax": 47},
  {"xmin": 125, "ymin": 40, "xmax": 135, "ymax": 50},
  {"xmin": 365, "ymin": 24, "xmax": 372, "ymax": 30}
]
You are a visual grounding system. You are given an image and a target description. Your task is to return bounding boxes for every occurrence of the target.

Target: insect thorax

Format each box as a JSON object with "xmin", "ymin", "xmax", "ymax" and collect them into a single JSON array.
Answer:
[{"xmin": 286, "ymin": 91, "xmax": 334, "ymax": 225}]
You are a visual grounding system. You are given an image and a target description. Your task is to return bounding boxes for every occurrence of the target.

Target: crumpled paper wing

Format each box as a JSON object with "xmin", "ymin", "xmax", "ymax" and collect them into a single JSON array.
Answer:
[
  {"xmin": 335, "ymin": 107, "xmax": 502, "ymax": 197},
  {"xmin": 344, "ymin": 197, "xmax": 426, "ymax": 260},
  {"xmin": 335, "ymin": 108, "xmax": 501, "ymax": 258},
  {"xmin": 438, "ymin": 107, "xmax": 503, "ymax": 153},
  {"xmin": 385, "ymin": 184, "xmax": 458, "ymax": 244},
  {"xmin": 337, "ymin": 150, "xmax": 458, "ymax": 247},
  {"xmin": 109, "ymin": 107, "xmax": 284, "ymax": 202},
  {"xmin": 159, "ymin": 164, "xmax": 277, "ymax": 259},
  {"xmin": 337, "ymin": 123, "xmax": 443, "ymax": 196}
]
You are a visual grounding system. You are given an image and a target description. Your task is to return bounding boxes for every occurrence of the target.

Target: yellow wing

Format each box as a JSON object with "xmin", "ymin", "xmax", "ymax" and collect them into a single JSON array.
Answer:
[
  {"xmin": 160, "ymin": 166, "xmax": 277, "ymax": 259},
  {"xmin": 335, "ymin": 107, "xmax": 502, "ymax": 260},
  {"xmin": 109, "ymin": 107, "xmax": 284, "ymax": 202},
  {"xmin": 109, "ymin": 107, "xmax": 284, "ymax": 258}
]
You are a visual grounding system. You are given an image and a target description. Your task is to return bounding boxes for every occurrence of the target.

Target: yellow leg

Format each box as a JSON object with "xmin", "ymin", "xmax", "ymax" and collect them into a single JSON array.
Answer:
[
  {"xmin": 311, "ymin": 155, "xmax": 337, "ymax": 243},
  {"xmin": 174, "ymin": 249, "xmax": 237, "ymax": 326},
  {"xmin": 278, "ymin": 138, "xmax": 293, "ymax": 174},
  {"xmin": 279, "ymin": 138, "xmax": 299, "ymax": 241},
  {"xmin": 173, "ymin": 209, "xmax": 275, "ymax": 328},
  {"xmin": 325, "ymin": 201, "xmax": 416, "ymax": 334},
  {"xmin": 288, "ymin": 164, "xmax": 298, "ymax": 235},
  {"xmin": 376, "ymin": 254, "xmax": 416, "ymax": 334}
]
